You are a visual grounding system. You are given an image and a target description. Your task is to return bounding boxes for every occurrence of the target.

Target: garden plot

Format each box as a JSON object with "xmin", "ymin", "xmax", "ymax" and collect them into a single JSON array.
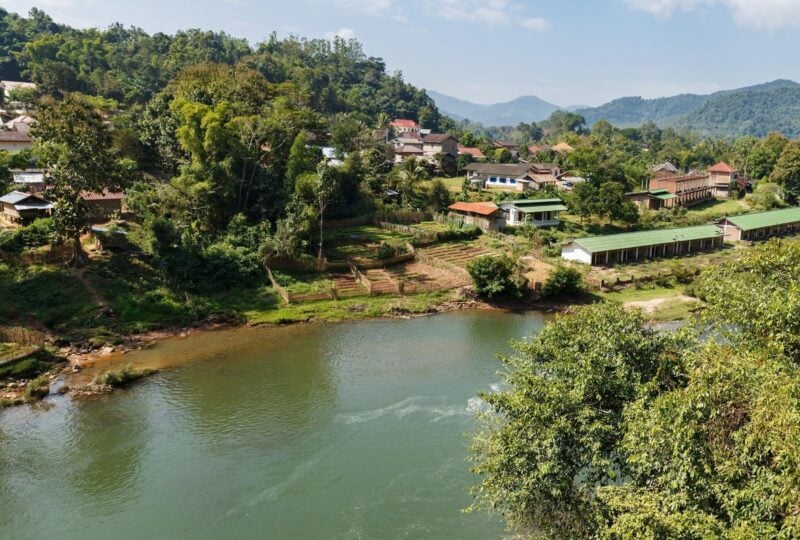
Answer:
[{"xmin": 324, "ymin": 226, "xmax": 413, "ymax": 261}]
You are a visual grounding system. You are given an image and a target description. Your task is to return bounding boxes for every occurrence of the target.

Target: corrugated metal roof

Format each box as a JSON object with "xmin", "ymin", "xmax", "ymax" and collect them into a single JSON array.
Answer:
[
  {"xmin": 652, "ymin": 192, "xmax": 678, "ymax": 200},
  {"xmin": 518, "ymin": 204, "xmax": 568, "ymax": 213},
  {"xmin": 573, "ymin": 225, "xmax": 723, "ymax": 254},
  {"xmin": 725, "ymin": 207, "xmax": 800, "ymax": 231},
  {"xmin": 0, "ymin": 190, "xmax": 31, "ymax": 204}
]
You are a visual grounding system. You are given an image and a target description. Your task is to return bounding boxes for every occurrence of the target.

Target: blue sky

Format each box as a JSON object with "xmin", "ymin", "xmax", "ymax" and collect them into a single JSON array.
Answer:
[{"xmin": 4, "ymin": 0, "xmax": 800, "ymax": 106}]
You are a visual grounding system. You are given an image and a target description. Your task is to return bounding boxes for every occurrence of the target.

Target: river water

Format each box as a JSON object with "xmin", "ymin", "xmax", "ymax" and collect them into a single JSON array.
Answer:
[{"xmin": 0, "ymin": 311, "xmax": 549, "ymax": 539}]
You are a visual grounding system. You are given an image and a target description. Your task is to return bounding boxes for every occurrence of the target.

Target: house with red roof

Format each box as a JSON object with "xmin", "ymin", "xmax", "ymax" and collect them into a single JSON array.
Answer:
[
  {"xmin": 447, "ymin": 202, "xmax": 503, "ymax": 231},
  {"xmin": 457, "ymin": 145, "xmax": 486, "ymax": 160},
  {"xmin": 708, "ymin": 162, "xmax": 737, "ymax": 198},
  {"xmin": 389, "ymin": 119, "xmax": 421, "ymax": 137}
]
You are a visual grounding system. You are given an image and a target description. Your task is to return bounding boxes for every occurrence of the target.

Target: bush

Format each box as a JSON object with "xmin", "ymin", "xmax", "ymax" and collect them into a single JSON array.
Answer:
[
  {"xmin": 94, "ymin": 364, "xmax": 154, "ymax": 388},
  {"xmin": 25, "ymin": 374, "xmax": 50, "ymax": 400},
  {"xmin": 542, "ymin": 266, "xmax": 585, "ymax": 298},
  {"xmin": 466, "ymin": 255, "xmax": 524, "ymax": 299},
  {"xmin": 436, "ymin": 225, "xmax": 482, "ymax": 242}
]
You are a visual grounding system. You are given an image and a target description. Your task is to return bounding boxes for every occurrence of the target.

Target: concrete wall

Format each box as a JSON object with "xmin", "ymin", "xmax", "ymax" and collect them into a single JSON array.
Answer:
[{"xmin": 561, "ymin": 244, "xmax": 592, "ymax": 264}]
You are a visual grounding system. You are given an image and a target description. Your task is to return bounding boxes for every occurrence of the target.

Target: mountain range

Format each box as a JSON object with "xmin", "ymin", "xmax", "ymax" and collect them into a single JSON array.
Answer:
[{"xmin": 428, "ymin": 80, "xmax": 800, "ymax": 138}]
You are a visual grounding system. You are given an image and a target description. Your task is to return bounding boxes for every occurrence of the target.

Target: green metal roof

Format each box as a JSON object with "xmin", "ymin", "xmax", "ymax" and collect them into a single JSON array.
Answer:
[
  {"xmin": 649, "ymin": 189, "xmax": 670, "ymax": 195},
  {"xmin": 517, "ymin": 204, "xmax": 568, "ymax": 213},
  {"xmin": 652, "ymin": 192, "xmax": 678, "ymax": 200},
  {"xmin": 725, "ymin": 207, "xmax": 800, "ymax": 231},
  {"xmin": 573, "ymin": 225, "xmax": 723, "ymax": 254},
  {"xmin": 506, "ymin": 198, "xmax": 564, "ymax": 206}
]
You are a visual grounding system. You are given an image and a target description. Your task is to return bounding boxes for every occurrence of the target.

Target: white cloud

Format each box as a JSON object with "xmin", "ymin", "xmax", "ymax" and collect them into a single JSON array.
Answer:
[
  {"xmin": 626, "ymin": 0, "xmax": 800, "ymax": 29},
  {"xmin": 332, "ymin": 0, "xmax": 393, "ymax": 15},
  {"xmin": 325, "ymin": 27, "xmax": 356, "ymax": 40},
  {"xmin": 520, "ymin": 17, "xmax": 551, "ymax": 31},
  {"xmin": 329, "ymin": 0, "xmax": 550, "ymax": 30}
]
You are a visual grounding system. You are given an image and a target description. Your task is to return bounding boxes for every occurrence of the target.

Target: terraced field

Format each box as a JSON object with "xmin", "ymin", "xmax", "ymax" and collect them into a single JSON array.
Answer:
[{"xmin": 417, "ymin": 242, "xmax": 495, "ymax": 270}]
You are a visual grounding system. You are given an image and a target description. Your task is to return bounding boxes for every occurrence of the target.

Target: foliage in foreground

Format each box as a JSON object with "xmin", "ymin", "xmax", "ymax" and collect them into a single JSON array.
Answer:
[{"xmin": 471, "ymin": 274, "xmax": 800, "ymax": 538}]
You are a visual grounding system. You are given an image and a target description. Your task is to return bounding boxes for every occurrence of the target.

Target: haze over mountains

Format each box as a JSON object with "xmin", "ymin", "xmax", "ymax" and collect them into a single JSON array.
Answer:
[{"xmin": 428, "ymin": 80, "xmax": 800, "ymax": 138}]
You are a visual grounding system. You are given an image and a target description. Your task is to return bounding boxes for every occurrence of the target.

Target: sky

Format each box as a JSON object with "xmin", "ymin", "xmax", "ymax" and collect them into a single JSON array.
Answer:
[{"xmin": 3, "ymin": 0, "xmax": 800, "ymax": 106}]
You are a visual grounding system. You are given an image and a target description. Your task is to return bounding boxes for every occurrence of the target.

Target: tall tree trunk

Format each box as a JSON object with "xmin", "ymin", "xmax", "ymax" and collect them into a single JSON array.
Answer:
[
  {"xmin": 317, "ymin": 204, "xmax": 325, "ymax": 267},
  {"xmin": 70, "ymin": 235, "xmax": 89, "ymax": 268}
]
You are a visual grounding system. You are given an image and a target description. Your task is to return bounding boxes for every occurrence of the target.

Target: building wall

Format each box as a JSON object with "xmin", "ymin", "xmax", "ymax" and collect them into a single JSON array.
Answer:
[
  {"xmin": 0, "ymin": 141, "xmax": 32, "ymax": 153},
  {"xmin": 561, "ymin": 244, "xmax": 592, "ymax": 264}
]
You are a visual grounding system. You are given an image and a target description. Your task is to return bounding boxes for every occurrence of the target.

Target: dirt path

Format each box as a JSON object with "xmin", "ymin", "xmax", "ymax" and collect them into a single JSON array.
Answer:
[
  {"xmin": 625, "ymin": 295, "xmax": 699, "ymax": 314},
  {"xmin": 75, "ymin": 261, "xmax": 107, "ymax": 309}
]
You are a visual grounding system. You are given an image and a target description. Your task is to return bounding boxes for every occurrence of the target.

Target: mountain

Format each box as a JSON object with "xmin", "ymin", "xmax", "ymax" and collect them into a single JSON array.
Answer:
[
  {"xmin": 427, "ymin": 90, "xmax": 559, "ymax": 126},
  {"xmin": 576, "ymin": 80, "xmax": 800, "ymax": 138}
]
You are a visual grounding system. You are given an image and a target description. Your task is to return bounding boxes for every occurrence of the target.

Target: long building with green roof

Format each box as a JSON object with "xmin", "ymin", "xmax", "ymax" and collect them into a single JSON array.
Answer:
[
  {"xmin": 562, "ymin": 225, "xmax": 724, "ymax": 266},
  {"xmin": 718, "ymin": 207, "xmax": 800, "ymax": 241}
]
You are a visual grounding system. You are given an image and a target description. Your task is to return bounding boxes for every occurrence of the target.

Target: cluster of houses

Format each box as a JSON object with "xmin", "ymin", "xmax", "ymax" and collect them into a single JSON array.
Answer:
[
  {"xmin": 0, "ymin": 169, "xmax": 125, "ymax": 224},
  {"xmin": 626, "ymin": 161, "xmax": 749, "ymax": 210}
]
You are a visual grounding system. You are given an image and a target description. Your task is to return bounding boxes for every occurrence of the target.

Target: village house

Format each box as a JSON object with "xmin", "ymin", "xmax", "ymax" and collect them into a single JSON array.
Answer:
[
  {"xmin": 0, "ymin": 190, "xmax": 54, "ymax": 223},
  {"xmin": 457, "ymin": 145, "xmax": 486, "ymax": 160},
  {"xmin": 649, "ymin": 172, "xmax": 713, "ymax": 207},
  {"xmin": 10, "ymin": 169, "xmax": 46, "ymax": 193},
  {"xmin": 389, "ymin": 119, "xmax": 421, "ymax": 137},
  {"xmin": 4, "ymin": 114, "xmax": 34, "ymax": 135},
  {"xmin": 652, "ymin": 161, "xmax": 679, "ymax": 178},
  {"xmin": 708, "ymin": 161, "xmax": 736, "ymax": 198},
  {"xmin": 492, "ymin": 140, "xmax": 519, "ymax": 159},
  {"xmin": 626, "ymin": 188, "xmax": 678, "ymax": 210},
  {"xmin": 528, "ymin": 144, "xmax": 552, "ymax": 156},
  {"xmin": 446, "ymin": 202, "xmax": 503, "ymax": 231},
  {"xmin": 422, "ymin": 134, "xmax": 458, "ymax": 160},
  {"xmin": 464, "ymin": 163, "xmax": 561, "ymax": 192},
  {"xmin": 82, "ymin": 190, "xmax": 125, "ymax": 220},
  {"xmin": 562, "ymin": 225, "xmax": 724, "ymax": 266},
  {"xmin": 0, "ymin": 81, "xmax": 36, "ymax": 112},
  {"xmin": 499, "ymin": 198, "xmax": 567, "ymax": 228},
  {"xmin": 0, "ymin": 128, "xmax": 32, "ymax": 152},
  {"xmin": 552, "ymin": 142, "xmax": 574, "ymax": 156},
  {"xmin": 717, "ymin": 207, "xmax": 800, "ymax": 242}
]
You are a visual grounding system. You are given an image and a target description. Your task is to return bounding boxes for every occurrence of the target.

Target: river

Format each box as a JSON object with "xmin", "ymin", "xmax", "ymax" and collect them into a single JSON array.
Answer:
[{"xmin": 0, "ymin": 311, "xmax": 550, "ymax": 539}]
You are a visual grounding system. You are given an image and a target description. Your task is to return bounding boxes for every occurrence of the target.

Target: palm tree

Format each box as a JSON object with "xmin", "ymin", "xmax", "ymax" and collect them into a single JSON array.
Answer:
[{"xmin": 397, "ymin": 157, "xmax": 428, "ymax": 205}]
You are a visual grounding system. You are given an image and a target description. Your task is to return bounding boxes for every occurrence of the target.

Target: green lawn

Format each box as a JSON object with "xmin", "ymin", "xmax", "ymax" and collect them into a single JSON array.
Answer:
[
  {"xmin": 682, "ymin": 198, "xmax": 750, "ymax": 222},
  {"xmin": 599, "ymin": 284, "xmax": 686, "ymax": 303}
]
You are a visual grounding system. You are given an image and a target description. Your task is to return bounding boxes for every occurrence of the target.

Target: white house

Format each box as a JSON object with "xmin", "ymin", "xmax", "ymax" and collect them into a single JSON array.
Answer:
[{"xmin": 498, "ymin": 198, "xmax": 568, "ymax": 228}]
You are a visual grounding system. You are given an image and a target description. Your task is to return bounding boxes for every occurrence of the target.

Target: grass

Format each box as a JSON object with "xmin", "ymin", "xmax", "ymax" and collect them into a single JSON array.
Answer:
[
  {"xmin": 599, "ymin": 284, "xmax": 686, "ymax": 303},
  {"xmin": 682, "ymin": 198, "xmax": 749, "ymax": 222},
  {"xmin": 246, "ymin": 290, "xmax": 452, "ymax": 325},
  {"xmin": 25, "ymin": 374, "xmax": 50, "ymax": 400},
  {"xmin": 650, "ymin": 298, "xmax": 701, "ymax": 322},
  {"xmin": 94, "ymin": 364, "xmax": 155, "ymax": 388}
]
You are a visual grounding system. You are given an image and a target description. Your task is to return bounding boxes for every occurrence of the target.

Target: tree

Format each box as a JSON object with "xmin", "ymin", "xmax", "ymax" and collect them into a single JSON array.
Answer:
[
  {"xmin": 697, "ymin": 239, "xmax": 800, "ymax": 362},
  {"xmin": 597, "ymin": 181, "xmax": 627, "ymax": 224},
  {"xmin": 542, "ymin": 266, "xmax": 585, "ymax": 298},
  {"xmin": 394, "ymin": 157, "xmax": 428, "ymax": 205},
  {"xmin": 32, "ymin": 95, "xmax": 131, "ymax": 266},
  {"xmin": 749, "ymin": 181, "xmax": 784, "ymax": 210},
  {"xmin": 770, "ymin": 140, "xmax": 800, "ymax": 202},
  {"xmin": 470, "ymin": 304, "xmax": 688, "ymax": 537},
  {"xmin": 466, "ymin": 255, "xmax": 524, "ymax": 299},
  {"xmin": 426, "ymin": 179, "xmax": 452, "ymax": 212},
  {"xmin": 568, "ymin": 182, "xmax": 598, "ymax": 224},
  {"xmin": 600, "ymin": 345, "xmax": 800, "ymax": 539},
  {"xmin": 313, "ymin": 164, "xmax": 339, "ymax": 263},
  {"xmin": 286, "ymin": 131, "xmax": 321, "ymax": 193}
]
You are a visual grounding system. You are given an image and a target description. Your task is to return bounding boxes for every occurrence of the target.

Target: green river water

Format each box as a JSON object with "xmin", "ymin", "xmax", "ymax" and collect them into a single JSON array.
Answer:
[{"xmin": 0, "ymin": 311, "xmax": 549, "ymax": 539}]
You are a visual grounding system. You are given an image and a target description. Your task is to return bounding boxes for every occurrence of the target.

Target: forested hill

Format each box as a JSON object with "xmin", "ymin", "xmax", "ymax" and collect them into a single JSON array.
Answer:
[
  {"xmin": 576, "ymin": 80, "xmax": 800, "ymax": 138},
  {"xmin": 0, "ymin": 7, "xmax": 445, "ymax": 129}
]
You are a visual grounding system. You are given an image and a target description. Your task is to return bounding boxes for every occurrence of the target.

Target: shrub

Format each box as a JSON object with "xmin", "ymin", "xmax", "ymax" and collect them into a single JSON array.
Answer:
[
  {"xmin": 542, "ymin": 266, "xmax": 586, "ymax": 298},
  {"xmin": 94, "ymin": 364, "xmax": 154, "ymax": 388},
  {"xmin": 466, "ymin": 255, "xmax": 524, "ymax": 299},
  {"xmin": 668, "ymin": 261, "xmax": 695, "ymax": 284},
  {"xmin": 25, "ymin": 374, "xmax": 50, "ymax": 400}
]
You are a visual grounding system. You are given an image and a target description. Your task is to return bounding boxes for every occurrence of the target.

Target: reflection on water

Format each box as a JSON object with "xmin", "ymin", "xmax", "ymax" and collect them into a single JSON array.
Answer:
[{"xmin": 0, "ymin": 310, "xmax": 549, "ymax": 539}]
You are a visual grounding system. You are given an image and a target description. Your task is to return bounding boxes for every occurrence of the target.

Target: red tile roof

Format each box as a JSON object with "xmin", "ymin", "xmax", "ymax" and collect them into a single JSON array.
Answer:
[
  {"xmin": 390, "ymin": 119, "xmax": 419, "ymax": 129},
  {"xmin": 448, "ymin": 202, "xmax": 500, "ymax": 217},
  {"xmin": 708, "ymin": 162, "xmax": 734, "ymax": 174},
  {"xmin": 457, "ymin": 145, "xmax": 486, "ymax": 159}
]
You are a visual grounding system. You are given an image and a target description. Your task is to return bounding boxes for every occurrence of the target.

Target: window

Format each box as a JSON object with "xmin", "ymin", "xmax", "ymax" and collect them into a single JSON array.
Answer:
[
  {"xmin": 499, "ymin": 178, "xmax": 507, "ymax": 184},
  {"xmin": 490, "ymin": 176, "xmax": 497, "ymax": 183},
  {"xmin": 509, "ymin": 179, "xmax": 516, "ymax": 184}
]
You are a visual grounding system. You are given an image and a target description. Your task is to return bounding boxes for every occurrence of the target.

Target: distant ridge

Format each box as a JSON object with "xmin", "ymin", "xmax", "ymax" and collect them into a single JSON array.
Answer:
[
  {"xmin": 432, "ymin": 80, "xmax": 800, "ymax": 139},
  {"xmin": 576, "ymin": 79, "xmax": 800, "ymax": 138},
  {"xmin": 426, "ymin": 90, "xmax": 559, "ymax": 126}
]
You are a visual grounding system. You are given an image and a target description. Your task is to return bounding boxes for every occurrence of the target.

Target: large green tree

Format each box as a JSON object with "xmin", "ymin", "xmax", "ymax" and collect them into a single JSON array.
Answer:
[
  {"xmin": 770, "ymin": 140, "xmax": 800, "ymax": 202},
  {"xmin": 32, "ymin": 94, "xmax": 132, "ymax": 266}
]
